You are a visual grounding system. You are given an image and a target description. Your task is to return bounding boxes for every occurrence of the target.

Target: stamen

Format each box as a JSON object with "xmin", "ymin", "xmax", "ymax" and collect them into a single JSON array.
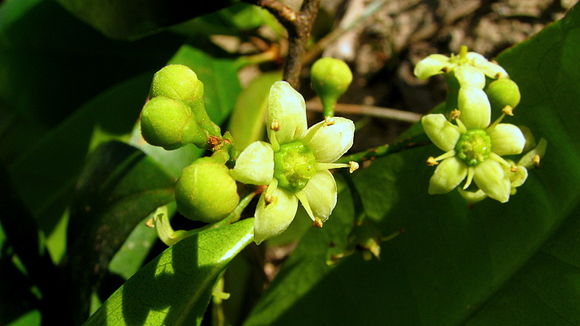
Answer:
[
  {"xmin": 490, "ymin": 152, "xmax": 511, "ymax": 168},
  {"xmin": 455, "ymin": 118, "xmax": 467, "ymax": 133},
  {"xmin": 463, "ymin": 167, "xmax": 475, "ymax": 189},
  {"xmin": 270, "ymin": 119, "xmax": 280, "ymax": 131},
  {"xmin": 502, "ymin": 105, "xmax": 514, "ymax": 116},
  {"xmin": 510, "ymin": 165, "xmax": 519, "ymax": 173},
  {"xmin": 324, "ymin": 117, "xmax": 335, "ymax": 126},
  {"xmin": 487, "ymin": 113, "xmax": 506, "ymax": 130},
  {"xmin": 145, "ymin": 218, "xmax": 155, "ymax": 228},
  {"xmin": 264, "ymin": 179, "xmax": 278, "ymax": 205},
  {"xmin": 349, "ymin": 161, "xmax": 359, "ymax": 173},
  {"xmin": 426, "ymin": 157, "xmax": 439, "ymax": 166},
  {"xmin": 317, "ymin": 162, "xmax": 349, "ymax": 170},
  {"xmin": 269, "ymin": 127, "xmax": 280, "ymax": 151},
  {"xmin": 313, "ymin": 217, "xmax": 324, "ymax": 228},
  {"xmin": 450, "ymin": 109, "xmax": 461, "ymax": 120},
  {"xmin": 533, "ymin": 154, "xmax": 541, "ymax": 167},
  {"xmin": 434, "ymin": 150, "xmax": 456, "ymax": 162},
  {"xmin": 295, "ymin": 192, "xmax": 315, "ymax": 221},
  {"xmin": 441, "ymin": 66, "xmax": 449, "ymax": 73},
  {"xmin": 495, "ymin": 72, "xmax": 504, "ymax": 79}
]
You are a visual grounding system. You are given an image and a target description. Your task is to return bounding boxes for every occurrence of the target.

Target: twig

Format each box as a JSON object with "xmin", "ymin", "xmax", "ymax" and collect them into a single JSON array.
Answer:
[
  {"xmin": 337, "ymin": 134, "xmax": 430, "ymax": 163},
  {"xmin": 304, "ymin": 0, "xmax": 389, "ymax": 64},
  {"xmin": 307, "ymin": 100, "xmax": 422, "ymax": 123},
  {"xmin": 244, "ymin": 0, "xmax": 321, "ymax": 88},
  {"xmin": 242, "ymin": 0, "xmax": 297, "ymax": 31}
]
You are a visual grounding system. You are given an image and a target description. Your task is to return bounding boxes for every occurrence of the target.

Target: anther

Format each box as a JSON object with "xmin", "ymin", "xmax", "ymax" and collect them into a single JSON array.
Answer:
[
  {"xmin": 324, "ymin": 117, "xmax": 335, "ymax": 126},
  {"xmin": 270, "ymin": 120, "xmax": 280, "ymax": 131},
  {"xmin": 532, "ymin": 154, "xmax": 541, "ymax": 167},
  {"xmin": 145, "ymin": 218, "xmax": 155, "ymax": 228},
  {"xmin": 502, "ymin": 105, "xmax": 514, "ymax": 116},
  {"xmin": 313, "ymin": 217, "xmax": 324, "ymax": 228},
  {"xmin": 495, "ymin": 72, "xmax": 504, "ymax": 79},
  {"xmin": 426, "ymin": 156, "xmax": 439, "ymax": 166},
  {"xmin": 265, "ymin": 194, "xmax": 274, "ymax": 205},
  {"xmin": 450, "ymin": 109, "xmax": 461, "ymax": 120},
  {"xmin": 349, "ymin": 161, "xmax": 359, "ymax": 173},
  {"xmin": 441, "ymin": 66, "xmax": 449, "ymax": 73}
]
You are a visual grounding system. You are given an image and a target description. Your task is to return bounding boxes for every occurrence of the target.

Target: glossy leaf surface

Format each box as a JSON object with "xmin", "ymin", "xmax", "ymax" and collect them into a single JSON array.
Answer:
[{"xmin": 86, "ymin": 219, "xmax": 255, "ymax": 326}]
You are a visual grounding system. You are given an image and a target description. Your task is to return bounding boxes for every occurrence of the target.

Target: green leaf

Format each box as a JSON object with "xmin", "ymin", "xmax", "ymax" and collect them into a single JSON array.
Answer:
[
  {"xmin": 85, "ymin": 218, "xmax": 255, "ymax": 326},
  {"xmin": 228, "ymin": 72, "xmax": 281, "ymax": 150},
  {"xmin": 64, "ymin": 141, "xmax": 175, "ymax": 324},
  {"xmin": 244, "ymin": 5, "xmax": 580, "ymax": 325},
  {"xmin": 0, "ymin": 0, "xmax": 181, "ymax": 158},
  {"xmin": 56, "ymin": 0, "xmax": 238, "ymax": 40},
  {"xmin": 172, "ymin": 3, "xmax": 270, "ymax": 37}
]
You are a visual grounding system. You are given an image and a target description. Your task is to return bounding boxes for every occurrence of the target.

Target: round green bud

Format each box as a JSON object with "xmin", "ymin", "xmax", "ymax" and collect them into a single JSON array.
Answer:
[
  {"xmin": 175, "ymin": 157, "xmax": 240, "ymax": 223},
  {"xmin": 151, "ymin": 64, "xmax": 204, "ymax": 102},
  {"xmin": 485, "ymin": 78, "xmax": 521, "ymax": 111},
  {"xmin": 141, "ymin": 97, "xmax": 206, "ymax": 150},
  {"xmin": 311, "ymin": 57, "xmax": 353, "ymax": 116}
]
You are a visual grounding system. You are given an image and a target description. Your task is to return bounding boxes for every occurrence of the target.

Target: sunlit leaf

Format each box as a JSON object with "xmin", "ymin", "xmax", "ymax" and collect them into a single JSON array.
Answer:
[{"xmin": 85, "ymin": 218, "xmax": 255, "ymax": 326}]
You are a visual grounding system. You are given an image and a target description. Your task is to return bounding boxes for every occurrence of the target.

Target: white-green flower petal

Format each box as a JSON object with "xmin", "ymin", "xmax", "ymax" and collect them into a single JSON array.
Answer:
[
  {"xmin": 458, "ymin": 87, "xmax": 491, "ymax": 129},
  {"xmin": 428, "ymin": 157, "xmax": 468, "ymax": 194},
  {"xmin": 454, "ymin": 66, "xmax": 485, "ymax": 89},
  {"xmin": 231, "ymin": 141, "xmax": 274, "ymax": 185},
  {"xmin": 414, "ymin": 54, "xmax": 449, "ymax": 80},
  {"xmin": 297, "ymin": 170, "xmax": 337, "ymax": 222},
  {"xmin": 421, "ymin": 114, "xmax": 461, "ymax": 151},
  {"xmin": 466, "ymin": 52, "xmax": 508, "ymax": 78},
  {"xmin": 304, "ymin": 117, "xmax": 354, "ymax": 162},
  {"xmin": 267, "ymin": 81, "xmax": 308, "ymax": 144},
  {"xmin": 489, "ymin": 123, "xmax": 525, "ymax": 155},
  {"xmin": 254, "ymin": 188, "xmax": 298, "ymax": 244},
  {"xmin": 474, "ymin": 160, "xmax": 511, "ymax": 203},
  {"xmin": 457, "ymin": 188, "xmax": 487, "ymax": 204}
]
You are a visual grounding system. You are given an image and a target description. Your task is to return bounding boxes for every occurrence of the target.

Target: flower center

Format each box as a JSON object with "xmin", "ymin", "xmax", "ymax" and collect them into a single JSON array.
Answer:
[
  {"xmin": 273, "ymin": 141, "xmax": 317, "ymax": 192},
  {"xmin": 455, "ymin": 129, "xmax": 491, "ymax": 166}
]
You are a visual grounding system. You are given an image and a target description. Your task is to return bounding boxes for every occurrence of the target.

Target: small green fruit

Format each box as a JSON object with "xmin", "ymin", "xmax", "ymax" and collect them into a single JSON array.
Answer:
[
  {"xmin": 175, "ymin": 157, "xmax": 240, "ymax": 223},
  {"xmin": 311, "ymin": 57, "xmax": 353, "ymax": 117},
  {"xmin": 151, "ymin": 64, "xmax": 204, "ymax": 102},
  {"xmin": 485, "ymin": 78, "xmax": 521, "ymax": 111},
  {"xmin": 140, "ymin": 96, "xmax": 207, "ymax": 150}
]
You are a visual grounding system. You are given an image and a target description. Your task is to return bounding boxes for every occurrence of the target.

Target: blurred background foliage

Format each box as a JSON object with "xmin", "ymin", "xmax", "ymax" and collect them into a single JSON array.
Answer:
[{"xmin": 0, "ymin": 0, "xmax": 578, "ymax": 325}]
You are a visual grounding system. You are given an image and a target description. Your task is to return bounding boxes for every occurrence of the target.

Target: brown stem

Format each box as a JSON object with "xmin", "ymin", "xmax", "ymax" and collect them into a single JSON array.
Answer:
[{"xmin": 244, "ymin": 0, "xmax": 321, "ymax": 88}]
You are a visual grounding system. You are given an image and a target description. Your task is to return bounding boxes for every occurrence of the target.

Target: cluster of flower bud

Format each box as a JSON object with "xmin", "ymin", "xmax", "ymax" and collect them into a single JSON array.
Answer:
[
  {"xmin": 415, "ymin": 46, "xmax": 546, "ymax": 203},
  {"xmin": 140, "ymin": 65, "xmax": 239, "ymax": 223},
  {"xmin": 140, "ymin": 65, "xmax": 221, "ymax": 150}
]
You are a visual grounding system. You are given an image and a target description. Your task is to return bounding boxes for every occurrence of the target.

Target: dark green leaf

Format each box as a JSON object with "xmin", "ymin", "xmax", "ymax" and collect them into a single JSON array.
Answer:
[
  {"xmin": 0, "ymin": 0, "xmax": 181, "ymax": 158},
  {"xmin": 244, "ymin": 5, "xmax": 580, "ymax": 325},
  {"xmin": 64, "ymin": 141, "xmax": 175, "ymax": 324},
  {"xmin": 56, "ymin": 0, "xmax": 238, "ymax": 40},
  {"xmin": 8, "ymin": 74, "xmax": 152, "ymax": 259},
  {"xmin": 85, "ymin": 218, "xmax": 255, "ymax": 326}
]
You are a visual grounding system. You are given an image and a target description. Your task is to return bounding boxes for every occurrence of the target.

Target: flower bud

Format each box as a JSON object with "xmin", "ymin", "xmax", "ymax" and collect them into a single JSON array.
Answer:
[
  {"xmin": 311, "ymin": 57, "xmax": 353, "ymax": 117},
  {"xmin": 151, "ymin": 64, "xmax": 204, "ymax": 102},
  {"xmin": 141, "ymin": 97, "xmax": 207, "ymax": 150},
  {"xmin": 484, "ymin": 78, "xmax": 521, "ymax": 111},
  {"xmin": 175, "ymin": 157, "xmax": 240, "ymax": 223}
]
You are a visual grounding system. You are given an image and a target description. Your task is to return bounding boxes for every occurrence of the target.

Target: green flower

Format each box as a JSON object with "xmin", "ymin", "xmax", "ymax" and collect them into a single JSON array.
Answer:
[
  {"xmin": 422, "ymin": 109, "xmax": 526, "ymax": 203},
  {"xmin": 232, "ymin": 81, "xmax": 356, "ymax": 243},
  {"xmin": 414, "ymin": 46, "xmax": 508, "ymax": 88}
]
